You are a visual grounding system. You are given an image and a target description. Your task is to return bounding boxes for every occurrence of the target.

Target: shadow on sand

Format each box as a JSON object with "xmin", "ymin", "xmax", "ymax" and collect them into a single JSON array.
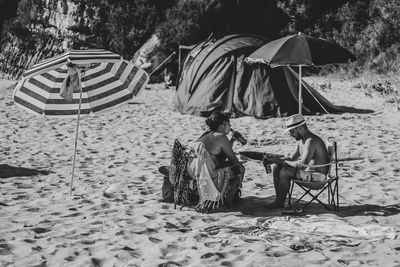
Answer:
[
  {"xmin": 227, "ymin": 196, "xmax": 400, "ymax": 218},
  {"xmin": 333, "ymin": 106, "xmax": 374, "ymax": 114},
  {"xmin": 0, "ymin": 164, "xmax": 52, "ymax": 178}
]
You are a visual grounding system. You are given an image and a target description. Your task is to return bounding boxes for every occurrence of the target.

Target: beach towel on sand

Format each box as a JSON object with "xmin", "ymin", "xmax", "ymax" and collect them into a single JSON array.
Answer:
[{"xmin": 187, "ymin": 142, "xmax": 241, "ymax": 212}]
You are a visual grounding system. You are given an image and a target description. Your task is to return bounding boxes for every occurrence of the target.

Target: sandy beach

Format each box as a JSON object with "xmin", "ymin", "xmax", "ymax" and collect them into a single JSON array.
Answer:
[{"xmin": 1, "ymin": 75, "xmax": 400, "ymax": 266}]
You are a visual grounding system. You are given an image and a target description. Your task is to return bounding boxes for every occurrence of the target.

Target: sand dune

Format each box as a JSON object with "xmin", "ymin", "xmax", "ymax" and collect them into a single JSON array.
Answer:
[{"xmin": 1, "ymin": 76, "xmax": 400, "ymax": 266}]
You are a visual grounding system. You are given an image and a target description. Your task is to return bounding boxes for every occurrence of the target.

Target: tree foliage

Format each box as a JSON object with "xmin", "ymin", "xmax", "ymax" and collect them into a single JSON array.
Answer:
[
  {"xmin": 156, "ymin": 0, "xmax": 210, "ymax": 54},
  {"xmin": 65, "ymin": 0, "xmax": 175, "ymax": 59},
  {"xmin": 0, "ymin": 0, "xmax": 21, "ymax": 38},
  {"xmin": 2, "ymin": 0, "xmax": 400, "ymax": 74}
]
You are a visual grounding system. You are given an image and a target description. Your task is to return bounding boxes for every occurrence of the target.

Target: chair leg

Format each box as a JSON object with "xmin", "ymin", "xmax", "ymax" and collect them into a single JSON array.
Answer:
[
  {"xmin": 291, "ymin": 178, "xmax": 340, "ymax": 212},
  {"xmin": 296, "ymin": 186, "xmax": 312, "ymax": 203},
  {"xmin": 328, "ymin": 182, "xmax": 331, "ymax": 206},
  {"xmin": 328, "ymin": 179, "xmax": 339, "ymax": 211},
  {"xmin": 297, "ymin": 184, "xmax": 333, "ymax": 211},
  {"xmin": 288, "ymin": 181, "xmax": 295, "ymax": 209},
  {"xmin": 301, "ymin": 186, "xmax": 331, "ymax": 211},
  {"xmin": 335, "ymin": 179, "xmax": 339, "ymax": 211},
  {"xmin": 328, "ymin": 182, "xmax": 334, "ymax": 206}
]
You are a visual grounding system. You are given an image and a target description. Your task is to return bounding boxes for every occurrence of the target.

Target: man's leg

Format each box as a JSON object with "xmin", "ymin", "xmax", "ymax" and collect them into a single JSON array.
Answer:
[
  {"xmin": 275, "ymin": 166, "xmax": 297, "ymax": 207},
  {"xmin": 268, "ymin": 164, "xmax": 296, "ymax": 208},
  {"xmin": 238, "ymin": 163, "xmax": 245, "ymax": 185},
  {"xmin": 271, "ymin": 163, "xmax": 281, "ymax": 200}
]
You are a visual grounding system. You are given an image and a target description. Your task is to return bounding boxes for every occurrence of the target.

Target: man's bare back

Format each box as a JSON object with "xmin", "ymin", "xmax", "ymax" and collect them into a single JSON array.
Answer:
[{"xmin": 297, "ymin": 132, "xmax": 329, "ymax": 174}]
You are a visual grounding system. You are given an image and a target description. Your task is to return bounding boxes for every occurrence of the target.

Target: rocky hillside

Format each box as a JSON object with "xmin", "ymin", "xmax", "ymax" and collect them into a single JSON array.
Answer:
[
  {"xmin": 0, "ymin": 0, "xmax": 176, "ymax": 79},
  {"xmin": 0, "ymin": 0, "xmax": 79, "ymax": 78}
]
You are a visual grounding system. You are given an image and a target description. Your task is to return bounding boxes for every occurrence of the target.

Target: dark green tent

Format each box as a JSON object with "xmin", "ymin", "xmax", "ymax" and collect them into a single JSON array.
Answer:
[{"xmin": 172, "ymin": 34, "xmax": 344, "ymax": 118}]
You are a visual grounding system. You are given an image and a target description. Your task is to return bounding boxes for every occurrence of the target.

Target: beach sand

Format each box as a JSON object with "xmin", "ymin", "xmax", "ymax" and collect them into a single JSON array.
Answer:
[{"xmin": 1, "ymin": 75, "xmax": 400, "ymax": 266}]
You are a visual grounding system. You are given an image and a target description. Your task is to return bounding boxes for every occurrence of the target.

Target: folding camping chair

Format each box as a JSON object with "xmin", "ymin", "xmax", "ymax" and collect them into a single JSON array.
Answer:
[
  {"xmin": 168, "ymin": 139, "xmax": 198, "ymax": 209},
  {"xmin": 287, "ymin": 138, "xmax": 339, "ymax": 211}
]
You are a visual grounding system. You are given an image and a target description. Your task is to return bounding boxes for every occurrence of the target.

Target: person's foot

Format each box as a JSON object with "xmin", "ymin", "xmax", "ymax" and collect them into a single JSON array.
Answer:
[{"xmin": 232, "ymin": 189, "xmax": 242, "ymax": 204}]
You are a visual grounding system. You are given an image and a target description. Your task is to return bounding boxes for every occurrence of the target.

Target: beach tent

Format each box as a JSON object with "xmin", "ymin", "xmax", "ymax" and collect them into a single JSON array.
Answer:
[{"xmin": 172, "ymin": 34, "xmax": 344, "ymax": 118}]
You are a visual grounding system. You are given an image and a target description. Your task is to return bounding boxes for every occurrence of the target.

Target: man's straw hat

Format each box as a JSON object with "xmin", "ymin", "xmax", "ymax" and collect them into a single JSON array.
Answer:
[{"xmin": 284, "ymin": 114, "xmax": 306, "ymax": 132}]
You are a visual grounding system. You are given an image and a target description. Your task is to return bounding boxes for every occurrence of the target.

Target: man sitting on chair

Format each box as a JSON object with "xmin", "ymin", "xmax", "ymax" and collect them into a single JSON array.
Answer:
[{"xmin": 266, "ymin": 114, "xmax": 330, "ymax": 208}]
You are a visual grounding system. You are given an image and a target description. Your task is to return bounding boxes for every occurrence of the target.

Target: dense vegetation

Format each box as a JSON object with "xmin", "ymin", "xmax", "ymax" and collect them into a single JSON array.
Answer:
[{"xmin": 1, "ymin": 0, "xmax": 400, "ymax": 76}]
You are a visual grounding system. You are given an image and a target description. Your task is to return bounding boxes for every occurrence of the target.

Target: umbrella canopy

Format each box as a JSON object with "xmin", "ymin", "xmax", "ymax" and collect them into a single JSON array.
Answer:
[
  {"xmin": 22, "ymin": 49, "xmax": 122, "ymax": 78},
  {"xmin": 13, "ymin": 49, "xmax": 149, "ymax": 195},
  {"xmin": 14, "ymin": 51, "xmax": 148, "ymax": 118},
  {"xmin": 246, "ymin": 34, "xmax": 355, "ymax": 114},
  {"xmin": 246, "ymin": 34, "xmax": 356, "ymax": 67}
]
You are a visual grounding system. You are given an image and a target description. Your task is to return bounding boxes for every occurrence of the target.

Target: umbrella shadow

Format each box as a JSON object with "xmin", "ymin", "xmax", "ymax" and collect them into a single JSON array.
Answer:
[
  {"xmin": 0, "ymin": 164, "xmax": 52, "ymax": 178},
  {"xmin": 229, "ymin": 196, "xmax": 400, "ymax": 218},
  {"xmin": 282, "ymin": 202, "xmax": 400, "ymax": 218},
  {"xmin": 200, "ymin": 196, "xmax": 283, "ymax": 216},
  {"xmin": 332, "ymin": 106, "xmax": 374, "ymax": 114},
  {"xmin": 305, "ymin": 106, "xmax": 374, "ymax": 116}
]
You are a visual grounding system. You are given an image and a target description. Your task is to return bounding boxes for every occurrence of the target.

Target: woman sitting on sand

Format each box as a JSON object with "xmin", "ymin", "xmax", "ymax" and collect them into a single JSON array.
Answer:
[{"xmin": 187, "ymin": 111, "xmax": 245, "ymax": 211}]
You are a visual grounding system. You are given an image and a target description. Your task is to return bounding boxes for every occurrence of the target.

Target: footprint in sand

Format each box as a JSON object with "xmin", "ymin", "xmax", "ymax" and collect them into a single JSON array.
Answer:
[
  {"xmin": 91, "ymin": 258, "xmax": 103, "ymax": 267},
  {"xmin": 202, "ymin": 225, "xmax": 222, "ymax": 235},
  {"xmin": 255, "ymin": 183, "xmax": 267, "ymax": 189},
  {"xmin": 81, "ymin": 240, "xmax": 96, "ymax": 245},
  {"xmin": 147, "ymin": 221, "xmax": 162, "ymax": 232},
  {"xmin": 0, "ymin": 243, "xmax": 12, "ymax": 255},
  {"xmin": 32, "ymin": 227, "xmax": 51, "ymax": 234},
  {"xmin": 200, "ymin": 252, "xmax": 225, "ymax": 260},
  {"xmin": 143, "ymin": 213, "xmax": 157, "ymax": 220},
  {"xmin": 25, "ymin": 207, "xmax": 40, "ymax": 212},
  {"xmin": 290, "ymin": 241, "xmax": 314, "ymax": 253},
  {"xmin": 64, "ymin": 255, "xmax": 76, "ymax": 262},
  {"xmin": 11, "ymin": 193, "xmax": 30, "ymax": 200},
  {"xmin": 202, "ymin": 217, "xmax": 219, "ymax": 223},
  {"xmin": 265, "ymin": 246, "xmax": 291, "ymax": 257},
  {"xmin": 60, "ymin": 212, "xmax": 82, "ymax": 218},
  {"xmin": 204, "ymin": 241, "xmax": 221, "ymax": 248}
]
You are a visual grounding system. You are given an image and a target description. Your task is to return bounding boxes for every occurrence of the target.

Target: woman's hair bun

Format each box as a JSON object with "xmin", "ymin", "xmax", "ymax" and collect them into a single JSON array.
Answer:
[{"xmin": 205, "ymin": 111, "xmax": 229, "ymax": 131}]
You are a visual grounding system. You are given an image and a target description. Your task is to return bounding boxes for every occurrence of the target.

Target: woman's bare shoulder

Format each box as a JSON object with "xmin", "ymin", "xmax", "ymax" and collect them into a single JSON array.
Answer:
[
  {"xmin": 213, "ymin": 132, "xmax": 229, "ymax": 142},
  {"xmin": 213, "ymin": 132, "xmax": 226, "ymax": 137}
]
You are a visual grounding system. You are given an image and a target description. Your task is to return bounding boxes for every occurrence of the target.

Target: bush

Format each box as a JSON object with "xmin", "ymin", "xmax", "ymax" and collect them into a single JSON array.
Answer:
[
  {"xmin": 106, "ymin": 0, "xmax": 160, "ymax": 59},
  {"xmin": 156, "ymin": 0, "xmax": 210, "ymax": 54}
]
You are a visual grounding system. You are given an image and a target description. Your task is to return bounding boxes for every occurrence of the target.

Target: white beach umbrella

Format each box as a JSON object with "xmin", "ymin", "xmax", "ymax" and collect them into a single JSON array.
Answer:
[{"xmin": 13, "ymin": 49, "xmax": 149, "ymax": 195}]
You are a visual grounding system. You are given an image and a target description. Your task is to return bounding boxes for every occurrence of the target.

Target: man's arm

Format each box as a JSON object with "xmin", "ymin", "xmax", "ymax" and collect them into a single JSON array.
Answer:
[
  {"xmin": 283, "ymin": 142, "xmax": 300, "ymax": 161},
  {"xmin": 264, "ymin": 142, "xmax": 300, "ymax": 165},
  {"xmin": 284, "ymin": 139, "xmax": 315, "ymax": 168}
]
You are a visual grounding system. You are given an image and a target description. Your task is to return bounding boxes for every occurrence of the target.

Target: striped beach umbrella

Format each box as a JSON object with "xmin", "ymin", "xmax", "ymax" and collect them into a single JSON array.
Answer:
[
  {"xmin": 13, "ymin": 49, "xmax": 149, "ymax": 195},
  {"xmin": 14, "ymin": 49, "xmax": 148, "ymax": 117}
]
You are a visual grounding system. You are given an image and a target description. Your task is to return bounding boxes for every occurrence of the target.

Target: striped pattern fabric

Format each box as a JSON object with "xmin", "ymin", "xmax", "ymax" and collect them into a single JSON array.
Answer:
[
  {"xmin": 14, "ymin": 59, "xmax": 149, "ymax": 118},
  {"xmin": 23, "ymin": 49, "xmax": 122, "ymax": 79}
]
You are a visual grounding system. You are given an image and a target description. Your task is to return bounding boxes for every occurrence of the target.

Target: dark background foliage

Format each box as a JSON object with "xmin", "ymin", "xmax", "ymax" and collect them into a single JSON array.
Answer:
[{"xmin": 1, "ymin": 0, "xmax": 400, "ymax": 77}]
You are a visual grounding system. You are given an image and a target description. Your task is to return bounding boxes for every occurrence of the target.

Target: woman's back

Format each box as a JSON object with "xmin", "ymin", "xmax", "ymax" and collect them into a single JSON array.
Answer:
[
  {"xmin": 198, "ymin": 111, "xmax": 241, "ymax": 168},
  {"xmin": 197, "ymin": 131, "xmax": 224, "ymax": 156}
]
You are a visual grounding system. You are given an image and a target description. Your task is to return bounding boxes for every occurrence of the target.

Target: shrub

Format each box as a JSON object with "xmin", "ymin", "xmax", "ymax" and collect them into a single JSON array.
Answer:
[{"xmin": 156, "ymin": 0, "xmax": 210, "ymax": 54}]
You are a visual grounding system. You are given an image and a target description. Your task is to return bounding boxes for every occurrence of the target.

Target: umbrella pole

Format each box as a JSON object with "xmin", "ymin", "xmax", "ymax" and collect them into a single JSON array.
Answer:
[
  {"xmin": 298, "ymin": 66, "xmax": 302, "ymax": 114},
  {"xmin": 69, "ymin": 87, "xmax": 83, "ymax": 196}
]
